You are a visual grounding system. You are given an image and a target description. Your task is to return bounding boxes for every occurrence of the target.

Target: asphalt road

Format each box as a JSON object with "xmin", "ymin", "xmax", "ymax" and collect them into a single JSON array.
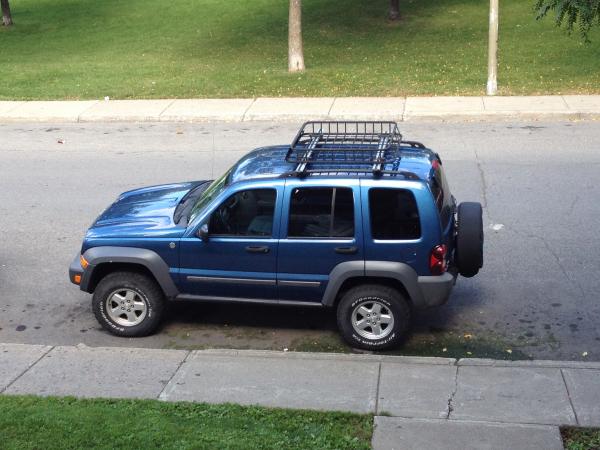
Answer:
[{"xmin": 1, "ymin": 120, "xmax": 599, "ymax": 361}]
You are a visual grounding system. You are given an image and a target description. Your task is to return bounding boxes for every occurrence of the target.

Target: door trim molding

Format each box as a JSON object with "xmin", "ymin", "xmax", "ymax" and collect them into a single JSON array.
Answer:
[{"xmin": 187, "ymin": 275, "xmax": 276, "ymax": 286}]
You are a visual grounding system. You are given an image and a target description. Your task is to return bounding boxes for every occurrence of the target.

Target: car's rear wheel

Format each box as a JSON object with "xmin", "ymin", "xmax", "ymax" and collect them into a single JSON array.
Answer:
[
  {"xmin": 337, "ymin": 284, "xmax": 410, "ymax": 351},
  {"xmin": 92, "ymin": 271, "xmax": 165, "ymax": 337},
  {"xmin": 455, "ymin": 202, "xmax": 484, "ymax": 278}
]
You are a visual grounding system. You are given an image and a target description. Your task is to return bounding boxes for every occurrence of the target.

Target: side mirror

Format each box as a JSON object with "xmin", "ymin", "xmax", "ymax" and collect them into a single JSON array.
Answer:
[{"xmin": 197, "ymin": 224, "xmax": 209, "ymax": 242}]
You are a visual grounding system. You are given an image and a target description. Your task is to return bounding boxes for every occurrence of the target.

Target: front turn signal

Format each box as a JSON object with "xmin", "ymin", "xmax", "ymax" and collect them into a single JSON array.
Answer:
[
  {"xmin": 73, "ymin": 274, "xmax": 82, "ymax": 284},
  {"xmin": 80, "ymin": 255, "xmax": 89, "ymax": 269}
]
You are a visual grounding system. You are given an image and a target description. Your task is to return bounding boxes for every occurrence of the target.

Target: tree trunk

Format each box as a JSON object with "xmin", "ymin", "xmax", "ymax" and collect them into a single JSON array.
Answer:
[
  {"xmin": 1, "ymin": 0, "xmax": 13, "ymax": 26},
  {"xmin": 288, "ymin": 0, "xmax": 305, "ymax": 72},
  {"xmin": 388, "ymin": 0, "xmax": 400, "ymax": 21}
]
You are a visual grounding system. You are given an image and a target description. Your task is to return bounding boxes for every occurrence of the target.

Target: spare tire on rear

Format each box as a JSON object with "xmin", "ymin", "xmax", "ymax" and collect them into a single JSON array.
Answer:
[{"xmin": 455, "ymin": 202, "xmax": 484, "ymax": 277}]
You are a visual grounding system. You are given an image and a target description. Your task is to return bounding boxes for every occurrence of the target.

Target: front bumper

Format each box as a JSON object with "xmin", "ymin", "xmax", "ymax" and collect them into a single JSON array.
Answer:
[
  {"xmin": 416, "ymin": 272, "xmax": 456, "ymax": 307},
  {"xmin": 69, "ymin": 253, "xmax": 85, "ymax": 286}
]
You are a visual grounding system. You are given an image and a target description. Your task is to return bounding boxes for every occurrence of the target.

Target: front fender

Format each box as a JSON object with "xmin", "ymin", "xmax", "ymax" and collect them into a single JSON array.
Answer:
[{"xmin": 79, "ymin": 246, "xmax": 178, "ymax": 298}]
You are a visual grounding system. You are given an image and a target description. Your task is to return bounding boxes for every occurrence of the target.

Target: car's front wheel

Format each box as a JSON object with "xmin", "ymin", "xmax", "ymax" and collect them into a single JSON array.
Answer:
[
  {"xmin": 92, "ymin": 271, "xmax": 165, "ymax": 337},
  {"xmin": 337, "ymin": 284, "xmax": 411, "ymax": 351}
]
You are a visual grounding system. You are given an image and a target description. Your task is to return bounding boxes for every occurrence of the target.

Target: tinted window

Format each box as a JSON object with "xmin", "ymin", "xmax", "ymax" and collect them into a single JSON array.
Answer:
[
  {"xmin": 209, "ymin": 189, "xmax": 276, "ymax": 237},
  {"xmin": 430, "ymin": 162, "xmax": 452, "ymax": 228},
  {"xmin": 288, "ymin": 187, "xmax": 354, "ymax": 238},
  {"xmin": 369, "ymin": 188, "xmax": 421, "ymax": 240}
]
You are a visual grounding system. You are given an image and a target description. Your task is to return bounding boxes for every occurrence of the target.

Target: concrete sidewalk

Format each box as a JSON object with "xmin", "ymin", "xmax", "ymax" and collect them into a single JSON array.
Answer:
[
  {"xmin": 0, "ymin": 95, "xmax": 599, "ymax": 123},
  {"xmin": 2, "ymin": 343, "xmax": 599, "ymax": 449}
]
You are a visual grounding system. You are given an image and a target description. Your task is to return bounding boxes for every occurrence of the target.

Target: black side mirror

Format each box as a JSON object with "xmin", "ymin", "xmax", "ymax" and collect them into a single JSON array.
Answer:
[{"xmin": 197, "ymin": 224, "xmax": 209, "ymax": 242}]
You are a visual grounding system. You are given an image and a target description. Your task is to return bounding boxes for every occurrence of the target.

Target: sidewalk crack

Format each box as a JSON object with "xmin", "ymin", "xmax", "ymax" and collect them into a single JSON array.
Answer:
[
  {"xmin": 157, "ymin": 350, "xmax": 191, "ymax": 401},
  {"xmin": 560, "ymin": 368, "xmax": 579, "ymax": 425},
  {"xmin": 445, "ymin": 365, "xmax": 459, "ymax": 419},
  {"xmin": 327, "ymin": 98, "xmax": 336, "ymax": 117},
  {"xmin": 374, "ymin": 362, "xmax": 382, "ymax": 414},
  {"xmin": 242, "ymin": 98, "xmax": 257, "ymax": 122},
  {"xmin": 157, "ymin": 99, "xmax": 176, "ymax": 120},
  {"xmin": 0, "ymin": 345, "xmax": 54, "ymax": 394}
]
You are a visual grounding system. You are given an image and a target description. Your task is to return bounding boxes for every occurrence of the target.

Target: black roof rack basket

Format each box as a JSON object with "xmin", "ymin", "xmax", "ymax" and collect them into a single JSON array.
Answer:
[{"xmin": 285, "ymin": 121, "xmax": 419, "ymax": 179}]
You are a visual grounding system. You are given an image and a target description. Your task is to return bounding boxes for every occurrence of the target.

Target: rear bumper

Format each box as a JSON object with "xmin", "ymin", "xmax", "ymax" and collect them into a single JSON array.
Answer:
[{"xmin": 416, "ymin": 272, "xmax": 456, "ymax": 307}]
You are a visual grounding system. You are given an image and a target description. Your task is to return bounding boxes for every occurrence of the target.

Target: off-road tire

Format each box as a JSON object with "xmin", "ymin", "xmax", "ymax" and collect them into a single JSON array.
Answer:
[
  {"xmin": 455, "ymin": 202, "xmax": 484, "ymax": 278},
  {"xmin": 92, "ymin": 271, "xmax": 165, "ymax": 337},
  {"xmin": 337, "ymin": 284, "xmax": 411, "ymax": 351}
]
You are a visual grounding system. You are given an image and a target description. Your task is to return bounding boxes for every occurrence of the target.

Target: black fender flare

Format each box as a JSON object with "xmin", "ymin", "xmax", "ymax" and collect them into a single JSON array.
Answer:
[
  {"xmin": 322, "ymin": 260, "xmax": 425, "ymax": 308},
  {"xmin": 80, "ymin": 246, "xmax": 178, "ymax": 298}
]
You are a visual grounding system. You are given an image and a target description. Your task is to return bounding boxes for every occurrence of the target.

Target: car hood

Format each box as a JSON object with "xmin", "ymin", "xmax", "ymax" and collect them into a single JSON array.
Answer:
[{"xmin": 86, "ymin": 181, "xmax": 204, "ymax": 238}]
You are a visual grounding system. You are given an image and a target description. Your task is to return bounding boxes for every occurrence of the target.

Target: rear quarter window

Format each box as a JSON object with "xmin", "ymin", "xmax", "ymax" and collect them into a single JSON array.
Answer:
[
  {"xmin": 429, "ymin": 161, "xmax": 453, "ymax": 228},
  {"xmin": 369, "ymin": 188, "xmax": 421, "ymax": 240}
]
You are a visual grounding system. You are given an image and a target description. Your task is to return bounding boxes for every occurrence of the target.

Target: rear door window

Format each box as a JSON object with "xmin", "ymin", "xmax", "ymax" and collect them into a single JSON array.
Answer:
[
  {"xmin": 288, "ymin": 187, "xmax": 354, "ymax": 238},
  {"xmin": 369, "ymin": 188, "xmax": 421, "ymax": 240}
]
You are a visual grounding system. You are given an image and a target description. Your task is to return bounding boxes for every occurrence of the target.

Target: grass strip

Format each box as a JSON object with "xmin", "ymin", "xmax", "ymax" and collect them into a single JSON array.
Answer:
[
  {"xmin": 1, "ymin": 0, "xmax": 599, "ymax": 99},
  {"xmin": 561, "ymin": 426, "xmax": 600, "ymax": 450},
  {"xmin": 0, "ymin": 395, "xmax": 372, "ymax": 450}
]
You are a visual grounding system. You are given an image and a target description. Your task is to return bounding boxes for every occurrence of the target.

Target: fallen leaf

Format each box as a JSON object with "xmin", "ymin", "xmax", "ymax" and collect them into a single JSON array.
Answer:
[
  {"xmin": 464, "ymin": 333, "xmax": 473, "ymax": 340},
  {"xmin": 57, "ymin": 139, "xmax": 65, "ymax": 144},
  {"xmin": 582, "ymin": 351, "xmax": 588, "ymax": 357}
]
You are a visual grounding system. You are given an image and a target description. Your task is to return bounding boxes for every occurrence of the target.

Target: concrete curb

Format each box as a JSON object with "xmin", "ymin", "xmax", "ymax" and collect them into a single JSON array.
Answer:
[{"xmin": 0, "ymin": 95, "xmax": 599, "ymax": 123}]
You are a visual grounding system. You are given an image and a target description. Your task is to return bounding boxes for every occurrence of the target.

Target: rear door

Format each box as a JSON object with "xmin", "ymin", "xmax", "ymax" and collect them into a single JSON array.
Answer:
[
  {"xmin": 361, "ymin": 180, "xmax": 438, "ymax": 275},
  {"xmin": 277, "ymin": 179, "xmax": 363, "ymax": 302}
]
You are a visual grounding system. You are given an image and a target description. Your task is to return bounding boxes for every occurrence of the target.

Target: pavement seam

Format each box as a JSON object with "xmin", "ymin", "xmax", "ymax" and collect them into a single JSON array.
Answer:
[
  {"xmin": 241, "ymin": 98, "xmax": 257, "ymax": 122},
  {"xmin": 374, "ymin": 362, "xmax": 382, "ymax": 414},
  {"xmin": 327, "ymin": 98, "xmax": 336, "ymax": 117},
  {"xmin": 157, "ymin": 99, "xmax": 177, "ymax": 121},
  {"xmin": 400, "ymin": 97, "xmax": 407, "ymax": 121},
  {"xmin": 0, "ymin": 345, "xmax": 54, "ymax": 394},
  {"xmin": 473, "ymin": 146, "xmax": 491, "ymax": 223},
  {"xmin": 446, "ymin": 364, "xmax": 459, "ymax": 419},
  {"xmin": 559, "ymin": 95, "xmax": 570, "ymax": 109},
  {"xmin": 560, "ymin": 368, "xmax": 580, "ymax": 425},
  {"xmin": 76, "ymin": 100, "xmax": 101, "ymax": 123},
  {"xmin": 157, "ymin": 350, "xmax": 191, "ymax": 401}
]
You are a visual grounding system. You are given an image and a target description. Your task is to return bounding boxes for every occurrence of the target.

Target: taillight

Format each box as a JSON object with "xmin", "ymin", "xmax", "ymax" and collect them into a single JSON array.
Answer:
[{"xmin": 429, "ymin": 244, "xmax": 447, "ymax": 275}]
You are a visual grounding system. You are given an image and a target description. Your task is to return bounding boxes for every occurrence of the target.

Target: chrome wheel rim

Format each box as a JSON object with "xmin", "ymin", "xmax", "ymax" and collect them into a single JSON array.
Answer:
[
  {"xmin": 105, "ymin": 288, "xmax": 147, "ymax": 327},
  {"xmin": 351, "ymin": 300, "xmax": 394, "ymax": 340}
]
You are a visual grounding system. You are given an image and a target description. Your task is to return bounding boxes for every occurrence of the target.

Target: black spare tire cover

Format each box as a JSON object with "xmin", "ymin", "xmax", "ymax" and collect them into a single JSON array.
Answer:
[{"xmin": 455, "ymin": 202, "xmax": 483, "ymax": 277}]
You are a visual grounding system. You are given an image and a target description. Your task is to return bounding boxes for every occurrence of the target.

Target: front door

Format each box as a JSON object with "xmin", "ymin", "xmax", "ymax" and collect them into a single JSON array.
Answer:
[
  {"xmin": 277, "ymin": 180, "xmax": 363, "ymax": 302},
  {"xmin": 179, "ymin": 186, "xmax": 281, "ymax": 300}
]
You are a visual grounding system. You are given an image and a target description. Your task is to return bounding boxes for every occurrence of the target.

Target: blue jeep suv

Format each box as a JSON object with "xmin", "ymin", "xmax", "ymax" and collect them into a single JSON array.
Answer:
[{"xmin": 69, "ymin": 121, "xmax": 483, "ymax": 350}]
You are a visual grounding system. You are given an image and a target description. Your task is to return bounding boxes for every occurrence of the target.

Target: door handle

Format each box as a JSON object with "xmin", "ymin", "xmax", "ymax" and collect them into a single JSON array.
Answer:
[
  {"xmin": 245, "ymin": 245, "xmax": 270, "ymax": 254},
  {"xmin": 334, "ymin": 246, "xmax": 358, "ymax": 255}
]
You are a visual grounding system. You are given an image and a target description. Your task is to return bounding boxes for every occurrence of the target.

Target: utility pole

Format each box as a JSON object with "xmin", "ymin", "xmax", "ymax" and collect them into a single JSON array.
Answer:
[{"xmin": 486, "ymin": 0, "xmax": 499, "ymax": 95}]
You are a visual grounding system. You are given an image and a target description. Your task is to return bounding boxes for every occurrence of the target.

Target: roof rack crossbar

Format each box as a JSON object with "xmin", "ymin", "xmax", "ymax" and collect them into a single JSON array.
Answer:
[{"xmin": 295, "ymin": 128, "xmax": 322, "ymax": 173}]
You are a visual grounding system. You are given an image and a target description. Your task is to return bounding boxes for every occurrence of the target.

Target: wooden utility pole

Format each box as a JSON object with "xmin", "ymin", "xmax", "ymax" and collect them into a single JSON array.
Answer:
[
  {"xmin": 288, "ymin": 0, "xmax": 305, "ymax": 72},
  {"xmin": 486, "ymin": 0, "xmax": 499, "ymax": 95}
]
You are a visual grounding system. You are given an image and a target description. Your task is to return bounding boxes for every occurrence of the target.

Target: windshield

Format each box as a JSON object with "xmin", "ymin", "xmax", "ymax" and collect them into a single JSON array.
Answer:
[{"xmin": 188, "ymin": 169, "xmax": 231, "ymax": 223}]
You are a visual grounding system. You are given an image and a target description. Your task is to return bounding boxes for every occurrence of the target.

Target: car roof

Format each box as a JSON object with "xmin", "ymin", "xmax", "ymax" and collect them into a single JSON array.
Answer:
[{"xmin": 227, "ymin": 144, "xmax": 439, "ymax": 185}]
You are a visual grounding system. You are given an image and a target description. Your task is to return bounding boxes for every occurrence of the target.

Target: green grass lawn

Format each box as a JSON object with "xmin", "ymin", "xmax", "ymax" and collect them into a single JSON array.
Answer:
[
  {"xmin": 0, "ymin": 395, "xmax": 372, "ymax": 450},
  {"xmin": 0, "ymin": 0, "xmax": 599, "ymax": 99},
  {"xmin": 561, "ymin": 426, "xmax": 600, "ymax": 450}
]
